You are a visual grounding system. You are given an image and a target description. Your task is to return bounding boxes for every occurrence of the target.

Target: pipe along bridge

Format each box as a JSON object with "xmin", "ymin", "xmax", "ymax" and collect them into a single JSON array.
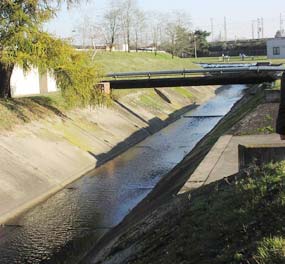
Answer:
[{"xmin": 103, "ymin": 66, "xmax": 285, "ymax": 89}]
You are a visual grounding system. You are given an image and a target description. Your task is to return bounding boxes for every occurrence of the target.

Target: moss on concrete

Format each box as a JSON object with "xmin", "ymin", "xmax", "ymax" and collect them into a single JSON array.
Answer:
[{"xmin": 171, "ymin": 87, "xmax": 193, "ymax": 99}]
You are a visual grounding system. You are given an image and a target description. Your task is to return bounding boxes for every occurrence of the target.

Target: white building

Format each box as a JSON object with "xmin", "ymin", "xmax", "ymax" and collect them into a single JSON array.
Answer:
[
  {"xmin": 10, "ymin": 66, "xmax": 58, "ymax": 97},
  {"xmin": 267, "ymin": 38, "xmax": 285, "ymax": 59}
]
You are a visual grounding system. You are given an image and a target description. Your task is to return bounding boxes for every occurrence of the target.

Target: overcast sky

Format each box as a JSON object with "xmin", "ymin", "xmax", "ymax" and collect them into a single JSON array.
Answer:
[{"xmin": 47, "ymin": 0, "xmax": 285, "ymax": 41}]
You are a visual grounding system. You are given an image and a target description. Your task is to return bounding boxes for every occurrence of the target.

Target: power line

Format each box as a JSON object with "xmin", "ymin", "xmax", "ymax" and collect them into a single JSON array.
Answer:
[
  {"xmin": 257, "ymin": 18, "xmax": 261, "ymax": 39},
  {"xmin": 256, "ymin": 17, "xmax": 264, "ymax": 39}
]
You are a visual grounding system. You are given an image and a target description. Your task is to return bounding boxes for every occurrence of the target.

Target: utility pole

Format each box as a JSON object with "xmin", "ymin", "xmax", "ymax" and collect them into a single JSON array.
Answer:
[
  {"xmin": 224, "ymin": 17, "xmax": 227, "ymax": 41},
  {"xmin": 219, "ymin": 31, "xmax": 222, "ymax": 41},
  {"xmin": 210, "ymin": 18, "xmax": 214, "ymax": 42},
  {"xmin": 251, "ymin": 20, "xmax": 255, "ymax": 39},
  {"xmin": 257, "ymin": 18, "xmax": 261, "ymax": 39}
]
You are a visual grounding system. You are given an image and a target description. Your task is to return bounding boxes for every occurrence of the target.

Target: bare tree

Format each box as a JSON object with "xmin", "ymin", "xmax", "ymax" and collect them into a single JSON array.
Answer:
[
  {"xmin": 163, "ymin": 11, "xmax": 191, "ymax": 58},
  {"xmin": 172, "ymin": 10, "xmax": 191, "ymax": 29},
  {"xmin": 102, "ymin": 0, "xmax": 121, "ymax": 51},
  {"xmin": 148, "ymin": 12, "xmax": 166, "ymax": 55},
  {"xmin": 165, "ymin": 22, "xmax": 177, "ymax": 58},
  {"xmin": 133, "ymin": 9, "xmax": 146, "ymax": 52},
  {"xmin": 75, "ymin": 16, "xmax": 94, "ymax": 47},
  {"xmin": 120, "ymin": 0, "xmax": 137, "ymax": 52}
]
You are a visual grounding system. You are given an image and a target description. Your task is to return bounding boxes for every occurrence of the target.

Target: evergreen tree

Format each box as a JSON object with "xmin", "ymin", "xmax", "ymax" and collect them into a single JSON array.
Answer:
[{"xmin": 0, "ymin": 0, "xmax": 103, "ymax": 106}]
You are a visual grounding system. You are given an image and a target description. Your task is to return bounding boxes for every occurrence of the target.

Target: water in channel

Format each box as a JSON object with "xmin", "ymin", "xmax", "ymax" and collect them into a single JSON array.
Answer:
[{"xmin": 0, "ymin": 84, "xmax": 246, "ymax": 263}]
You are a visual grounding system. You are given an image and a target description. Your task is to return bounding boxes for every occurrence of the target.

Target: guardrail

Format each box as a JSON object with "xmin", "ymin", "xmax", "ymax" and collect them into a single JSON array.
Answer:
[{"xmin": 106, "ymin": 66, "xmax": 285, "ymax": 79}]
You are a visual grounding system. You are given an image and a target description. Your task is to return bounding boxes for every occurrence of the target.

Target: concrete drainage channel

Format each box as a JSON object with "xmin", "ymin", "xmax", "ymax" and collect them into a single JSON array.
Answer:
[
  {"xmin": 0, "ymin": 84, "xmax": 248, "ymax": 263},
  {"xmin": 0, "ymin": 85, "xmax": 218, "ymax": 225}
]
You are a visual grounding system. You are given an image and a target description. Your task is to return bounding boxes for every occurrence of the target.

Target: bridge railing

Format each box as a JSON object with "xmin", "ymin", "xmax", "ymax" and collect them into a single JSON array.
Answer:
[{"xmin": 106, "ymin": 66, "xmax": 285, "ymax": 80}]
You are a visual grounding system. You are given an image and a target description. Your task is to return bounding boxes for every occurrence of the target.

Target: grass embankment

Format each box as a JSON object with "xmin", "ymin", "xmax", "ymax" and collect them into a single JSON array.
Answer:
[
  {"xmin": 184, "ymin": 162, "xmax": 285, "ymax": 264},
  {"xmin": 94, "ymin": 53, "xmax": 285, "ymax": 74},
  {"xmin": 179, "ymin": 162, "xmax": 285, "ymax": 264},
  {"xmin": 113, "ymin": 162, "xmax": 285, "ymax": 264},
  {"xmin": 94, "ymin": 52, "xmax": 200, "ymax": 73}
]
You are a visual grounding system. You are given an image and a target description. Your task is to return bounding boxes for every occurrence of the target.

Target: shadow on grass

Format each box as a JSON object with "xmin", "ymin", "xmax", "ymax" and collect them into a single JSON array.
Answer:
[
  {"xmin": 0, "ymin": 99, "xmax": 31, "ymax": 123},
  {"xmin": 29, "ymin": 96, "xmax": 68, "ymax": 119},
  {"xmin": 0, "ymin": 96, "xmax": 68, "ymax": 124}
]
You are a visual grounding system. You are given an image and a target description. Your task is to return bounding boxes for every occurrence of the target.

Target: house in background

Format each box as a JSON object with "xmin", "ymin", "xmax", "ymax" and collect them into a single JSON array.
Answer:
[{"xmin": 267, "ymin": 37, "xmax": 285, "ymax": 59}]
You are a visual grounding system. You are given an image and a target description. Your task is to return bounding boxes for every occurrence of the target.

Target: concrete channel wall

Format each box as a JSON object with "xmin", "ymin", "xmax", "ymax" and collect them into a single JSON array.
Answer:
[
  {"xmin": 239, "ymin": 144, "xmax": 285, "ymax": 170},
  {"xmin": 0, "ymin": 86, "xmax": 219, "ymax": 224},
  {"xmin": 264, "ymin": 89, "xmax": 280, "ymax": 103}
]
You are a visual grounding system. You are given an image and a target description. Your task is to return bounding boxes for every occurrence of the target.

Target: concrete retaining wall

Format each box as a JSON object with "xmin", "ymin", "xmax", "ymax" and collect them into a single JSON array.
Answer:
[
  {"xmin": 264, "ymin": 89, "xmax": 280, "ymax": 103},
  {"xmin": 239, "ymin": 144, "xmax": 285, "ymax": 170},
  {"xmin": 0, "ymin": 85, "xmax": 219, "ymax": 223}
]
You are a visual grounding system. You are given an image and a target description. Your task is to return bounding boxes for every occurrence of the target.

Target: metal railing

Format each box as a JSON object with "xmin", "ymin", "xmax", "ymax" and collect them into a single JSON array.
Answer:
[{"xmin": 106, "ymin": 66, "xmax": 285, "ymax": 79}]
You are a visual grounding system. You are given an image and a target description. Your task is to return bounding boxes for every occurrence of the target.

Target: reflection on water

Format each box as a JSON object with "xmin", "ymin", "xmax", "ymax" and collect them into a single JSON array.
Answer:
[{"xmin": 0, "ymin": 85, "xmax": 246, "ymax": 263}]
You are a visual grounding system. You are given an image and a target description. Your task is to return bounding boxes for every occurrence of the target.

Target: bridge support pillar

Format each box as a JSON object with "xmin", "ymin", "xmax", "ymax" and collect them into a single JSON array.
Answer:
[{"xmin": 97, "ymin": 82, "xmax": 111, "ymax": 95}]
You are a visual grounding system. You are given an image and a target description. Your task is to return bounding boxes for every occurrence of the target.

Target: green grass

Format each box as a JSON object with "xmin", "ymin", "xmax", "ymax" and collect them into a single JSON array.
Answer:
[
  {"xmin": 94, "ymin": 52, "xmax": 285, "ymax": 74},
  {"xmin": 0, "ymin": 92, "xmax": 70, "ymax": 131},
  {"xmin": 172, "ymin": 87, "xmax": 193, "ymax": 99},
  {"xmin": 257, "ymin": 236, "xmax": 285, "ymax": 263},
  {"xmin": 273, "ymin": 79, "xmax": 281, "ymax": 89},
  {"xmin": 171, "ymin": 162, "xmax": 285, "ymax": 264},
  {"xmin": 111, "ymin": 88, "xmax": 150, "ymax": 100},
  {"xmin": 94, "ymin": 51, "xmax": 200, "ymax": 73},
  {"xmin": 139, "ymin": 91, "xmax": 165, "ymax": 110}
]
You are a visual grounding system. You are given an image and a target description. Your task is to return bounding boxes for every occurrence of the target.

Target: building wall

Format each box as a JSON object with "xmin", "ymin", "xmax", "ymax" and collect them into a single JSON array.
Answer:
[
  {"xmin": 11, "ymin": 66, "xmax": 41, "ymax": 97},
  {"xmin": 47, "ymin": 73, "xmax": 58, "ymax": 93},
  {"xmin": 10, "ymin": 66, "xmax": 58, "ymax": 97},
  {"xmin": 267, "ymin": 38, "xmax": 285, "ymax": 59}
]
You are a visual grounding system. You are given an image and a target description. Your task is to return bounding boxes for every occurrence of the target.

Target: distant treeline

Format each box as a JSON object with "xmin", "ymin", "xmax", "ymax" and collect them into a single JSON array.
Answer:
[{"xmin": 199, "ymin": 39, "xmax": 267, "ymax": 57}]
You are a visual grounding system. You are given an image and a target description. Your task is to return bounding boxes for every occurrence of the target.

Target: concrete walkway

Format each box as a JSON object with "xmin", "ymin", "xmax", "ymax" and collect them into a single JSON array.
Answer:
[{"xmin": 179, "ymin": 134, "xmax": 285, "ymax": 194}]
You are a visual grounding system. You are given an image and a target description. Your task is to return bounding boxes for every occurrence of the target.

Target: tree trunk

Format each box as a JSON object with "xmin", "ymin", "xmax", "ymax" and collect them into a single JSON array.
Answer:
[
  {"xmin": 135, "ymin": 32, "xmax": 138, "ymax": 52},
  {"xmin": 0, "ymin": 62, "xmax": 14, "ymax": 98},
  {"xmin": 127, "ymin": 31, "xmax": 130, "ymax": 53}
]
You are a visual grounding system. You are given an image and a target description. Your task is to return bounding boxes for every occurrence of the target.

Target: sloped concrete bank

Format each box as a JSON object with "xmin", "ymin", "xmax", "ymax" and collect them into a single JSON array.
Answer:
[
  {"xmin": 0, "ymin": 86, "xmax": 218, "ymax": 224},
  {"xmin": 82, "ymin": 84, "xmax": 267, "ymax": 263}
]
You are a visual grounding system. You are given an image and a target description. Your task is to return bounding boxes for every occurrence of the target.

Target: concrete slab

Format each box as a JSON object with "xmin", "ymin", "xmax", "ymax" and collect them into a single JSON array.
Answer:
[
  {"xmin": 179, "ymin": 134, "xmax": 285, "ymax": 194},
  {"xmin": 179, "ymin": 135, "xmax": 232, "ymax": 194},
  {"xmin": 190, "ymin": 135, "xmax": 233, "ymax": 183}
]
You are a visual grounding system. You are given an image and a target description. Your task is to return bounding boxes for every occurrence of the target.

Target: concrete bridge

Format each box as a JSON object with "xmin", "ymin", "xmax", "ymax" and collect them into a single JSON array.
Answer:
[{"xmin": 101, "ymin": 66, "xmax": 285, "ymax": 91}]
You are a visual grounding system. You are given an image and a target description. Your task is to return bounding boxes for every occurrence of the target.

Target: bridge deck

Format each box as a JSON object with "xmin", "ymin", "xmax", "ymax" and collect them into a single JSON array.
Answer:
[
  {"xmin": 106, "ymin": 73, "xmax": 277, "ymax": 89},
  {"xmin": 104, "ymin": 66, "xmax": 284, "ymax": 89}
]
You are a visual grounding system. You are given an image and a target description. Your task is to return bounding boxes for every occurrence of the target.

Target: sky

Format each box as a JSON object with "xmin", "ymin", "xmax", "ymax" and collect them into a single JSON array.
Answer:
[{"xmin": 46, "ymin": 0, "xmax": 285, "ymax": 41}]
